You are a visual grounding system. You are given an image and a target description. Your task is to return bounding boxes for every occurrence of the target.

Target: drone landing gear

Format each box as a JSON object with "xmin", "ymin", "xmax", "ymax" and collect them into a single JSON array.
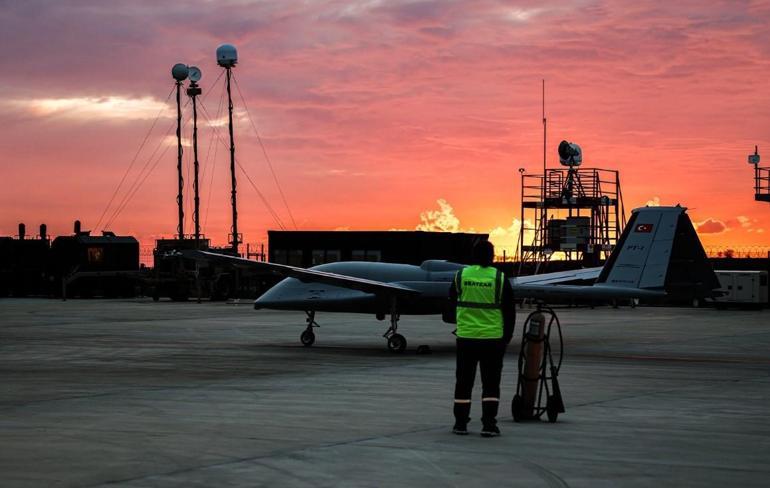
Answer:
[
  {"xmin": 383, "ymin": 298, "xmax": 407, "ymax": 353},
  {"xmin": 301, "ymin": 311, "xmax": 319, "ymax": 347}
]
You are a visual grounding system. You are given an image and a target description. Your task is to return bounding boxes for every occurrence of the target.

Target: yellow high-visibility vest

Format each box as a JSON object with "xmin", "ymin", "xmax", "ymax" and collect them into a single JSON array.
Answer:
[{"xmin": 455, "ymin": 265, "xmax": 504, "ymax": 339}]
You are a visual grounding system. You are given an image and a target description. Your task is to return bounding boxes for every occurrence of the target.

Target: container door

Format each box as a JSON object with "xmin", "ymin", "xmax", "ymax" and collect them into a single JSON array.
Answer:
[{"xmin": 734, "ymin": 273, "xmax": 755, "ymax": 302}]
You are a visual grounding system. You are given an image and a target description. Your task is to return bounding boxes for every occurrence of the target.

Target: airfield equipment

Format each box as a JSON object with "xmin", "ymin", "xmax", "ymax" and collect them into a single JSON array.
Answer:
[
  {"xmin": 749, "ymin": 146, "xmax": 770, "ymax": 202},
  {"xmin": 519, "ymin": 141, "xmax": 625, "ymax": 267},
  {"xmin": 511, "ymin": 305, "xmax": 564, "ymax": 422}
]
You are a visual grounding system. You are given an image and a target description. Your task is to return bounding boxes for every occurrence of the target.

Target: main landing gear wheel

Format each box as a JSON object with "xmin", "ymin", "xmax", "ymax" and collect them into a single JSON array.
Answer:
[
  {"xmin": 301, "ymin": 311, "xmax": 319, "ymax": 347},
  {"xmin": 382, "ymin": 297, "xmax": 407, "ymax": 353},
  {"xmin": 387, "ymin": 333, "xmax": 407, "ymax": 353},
  {"xmin": 300, "ymin": 329, "xmax": 315, "ymax": 347}
]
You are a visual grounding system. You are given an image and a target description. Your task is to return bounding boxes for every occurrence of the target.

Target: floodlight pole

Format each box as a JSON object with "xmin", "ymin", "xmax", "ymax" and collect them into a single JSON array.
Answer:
[
  {"xmin": 226, "ymin": 67, "xmax": 239, "ymax": 255},
  {"xmin": 175, "ymin": 80, "xmax": 185, "ymax": 240}
]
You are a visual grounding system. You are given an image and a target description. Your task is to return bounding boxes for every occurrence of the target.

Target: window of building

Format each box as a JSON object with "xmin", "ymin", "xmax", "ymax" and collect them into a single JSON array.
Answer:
[
  {"xmin": 288, "ymin": 250, "xmax": 303, "ymax": 267},
  {"xmin": 326, "ymin": 250, "xmax": 340, "ymax": 263},
  {"xmin": 272, "ymin": 249, "xmax": 287, "ymax": 264},
  {"xmin": 351, "ymin": 249, "xmax": 381, "ymax": 262},
  {"xmin": 366, "ymin": 250, "xmax": 381, "ymax": 262},
  {"xmin": 311, "ymin": 249, "xmax": 325, "ymax": 266},
  {"xmin": 352, "ymin": 249, "xmax": 366, "ymax": 261},
  {"xmin": 87, "ymin": 246, "xmax": 104, "ymax": 264}
]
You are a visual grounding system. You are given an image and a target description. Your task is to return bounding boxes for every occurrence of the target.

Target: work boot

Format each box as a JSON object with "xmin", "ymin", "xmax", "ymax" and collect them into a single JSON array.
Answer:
[
  {"xmin": 452, "ymin": 421, "xmax": 469, "ymax": 435},
  {"xmin": 481, "ymin": 400, "xmax": 500, "ymax": 437},
  {"xmin": 480, "ymin": 423, "xmax": 501, "ymax": 437},
  {"xmin": 453, "ymin": 402, "xmax": 471, "ymax": 435}
]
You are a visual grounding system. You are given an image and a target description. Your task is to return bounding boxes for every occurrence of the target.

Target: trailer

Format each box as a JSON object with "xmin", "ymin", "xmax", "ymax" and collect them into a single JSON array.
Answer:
[{"xmin": 712, "ymin": 270, "xmax": 768, "ymax": 308}]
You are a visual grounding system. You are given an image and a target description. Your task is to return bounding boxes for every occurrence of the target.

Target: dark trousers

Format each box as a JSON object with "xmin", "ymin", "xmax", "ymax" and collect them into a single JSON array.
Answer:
[{"xmin": 454, "ymin": 338, "xmax": 506, "ymax": 401}]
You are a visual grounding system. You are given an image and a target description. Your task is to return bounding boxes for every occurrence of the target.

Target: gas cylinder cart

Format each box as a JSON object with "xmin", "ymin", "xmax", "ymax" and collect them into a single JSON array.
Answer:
[{"xmin": 511, "ymin": 304, "xmax": 565, "ymax": 423}]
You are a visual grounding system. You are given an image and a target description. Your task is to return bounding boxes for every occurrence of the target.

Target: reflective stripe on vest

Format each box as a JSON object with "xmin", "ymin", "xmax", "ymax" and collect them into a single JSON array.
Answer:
[{"xmin": 455, "ymin": 265, "xmax": 504, "ymax": 339}]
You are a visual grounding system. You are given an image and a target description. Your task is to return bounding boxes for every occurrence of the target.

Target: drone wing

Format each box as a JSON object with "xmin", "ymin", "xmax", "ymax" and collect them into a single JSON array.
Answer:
[{"xmin": 184, "ymin": 250, "xmax": 421, "ymax": 297}]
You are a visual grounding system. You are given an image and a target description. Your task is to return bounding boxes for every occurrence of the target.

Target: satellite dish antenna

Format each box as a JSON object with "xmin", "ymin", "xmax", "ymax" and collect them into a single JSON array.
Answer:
[
  {"xmin": 216, "ymin": 44, "xmax": 238, "ymax": 67},
  {"xmin": 188, "ymin": 66, "xmax": 202, "ymax": 83},
  {"xmin": 171, "ymin": 63, "xmax": 189, "ymax": 81}
]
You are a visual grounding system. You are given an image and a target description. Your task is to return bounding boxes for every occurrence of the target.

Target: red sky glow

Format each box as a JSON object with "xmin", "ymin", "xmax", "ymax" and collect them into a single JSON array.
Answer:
[{"xmin": 1, "ymin": 0, "xmax": 769, "ymax": 257}]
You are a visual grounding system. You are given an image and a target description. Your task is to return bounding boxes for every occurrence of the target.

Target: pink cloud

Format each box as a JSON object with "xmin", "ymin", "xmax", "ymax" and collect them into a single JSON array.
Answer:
[{"xmin": 1, "ymin": 0, "xmax": 770, "ymax": 250}]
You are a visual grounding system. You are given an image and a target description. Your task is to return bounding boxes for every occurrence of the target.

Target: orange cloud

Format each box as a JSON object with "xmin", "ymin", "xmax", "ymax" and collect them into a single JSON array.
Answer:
[{"xmin": 696, "ymin": 219, "xmax": 728, "ymax": 234}]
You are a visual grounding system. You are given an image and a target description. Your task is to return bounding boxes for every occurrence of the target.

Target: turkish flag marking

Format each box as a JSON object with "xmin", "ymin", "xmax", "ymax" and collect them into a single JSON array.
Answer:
[{"xmin": 635, "ymin": 223, "xmax": 654, "ymax": 233}]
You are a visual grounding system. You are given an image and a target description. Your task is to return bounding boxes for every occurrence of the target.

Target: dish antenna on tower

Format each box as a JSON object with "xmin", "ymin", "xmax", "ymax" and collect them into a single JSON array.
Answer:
[{"xmin": 188, "ymin": 66, "xmax": 202, "ymax": 83}]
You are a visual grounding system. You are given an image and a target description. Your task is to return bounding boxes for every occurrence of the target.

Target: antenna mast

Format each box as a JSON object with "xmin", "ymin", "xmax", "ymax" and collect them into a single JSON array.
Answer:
[
  {"xmin": 187, "ymin": 67, "xmax": 203, "ymax": 244},
  {"xmin": 171, "ymin": 63, "xmax": 189, "ymax": 240},
  {"xmin": 218, "ymin": 44, "xmax": 240, "ymax": 255},
  {"xmin": 542, "ymin": 79, "xmax": 547, "ymax": 186},
  {"xmin": 541, "ymin": 79, "xmax": 547, "ymax": 259}
]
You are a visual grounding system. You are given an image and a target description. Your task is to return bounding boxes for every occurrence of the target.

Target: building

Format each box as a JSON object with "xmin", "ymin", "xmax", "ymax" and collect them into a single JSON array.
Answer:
[{"xmin": 268, "ymin": 231, "xmax": 488, "ymax": 267}]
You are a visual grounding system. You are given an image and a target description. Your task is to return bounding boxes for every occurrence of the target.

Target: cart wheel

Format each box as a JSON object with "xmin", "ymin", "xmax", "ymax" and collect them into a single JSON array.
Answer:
[
  {"xmin": 511, "ymin": 394, "xmax": 523, "ymax": 422},
  {"xmin": 546, "ymin": 396, "xmax": 559, "ymax": 423}
]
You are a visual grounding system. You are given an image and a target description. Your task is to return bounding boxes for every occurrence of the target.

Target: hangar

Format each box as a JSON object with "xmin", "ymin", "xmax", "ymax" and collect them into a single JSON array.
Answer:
[{"xmin": 267, "ymin": 230, "xmax": 488, "ymax": 268}]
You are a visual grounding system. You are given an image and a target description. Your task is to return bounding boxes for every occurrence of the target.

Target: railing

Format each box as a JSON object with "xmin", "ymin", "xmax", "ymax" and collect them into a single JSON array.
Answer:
[
  {"xmin": 705, "ymin": 246, "xmax": 770, "ymax": 259},
  {"xmin": 755, "ymin": 166, "xmax": 770, "ymax": 201},
  {"xmin": 140, "ymin": 245, "xmax": 155, "ymax": 267}
]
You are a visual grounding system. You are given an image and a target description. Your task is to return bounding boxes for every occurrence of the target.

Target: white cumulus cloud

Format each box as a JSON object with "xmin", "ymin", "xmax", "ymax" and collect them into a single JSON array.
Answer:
[
  {"xmin": 415, "ymin": 199, "xmax": 534, "ymax": 259},
  {"xmin": 645, "ymin": 196, "xmax": 661, "ymax": 207},
  {"xmin": 416, "ymin": 199, "xmax": 461, "ymax": 233},
  {"xmin": 9, "ymin": 96, "xmax": 169, "ymax": 121}
]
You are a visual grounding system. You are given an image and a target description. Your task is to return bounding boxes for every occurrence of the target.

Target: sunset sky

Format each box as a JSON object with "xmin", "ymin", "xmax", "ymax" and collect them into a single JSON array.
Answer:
[{"xmin": 1, "ymin": 0, "xmax": 769, "ymax": 257}]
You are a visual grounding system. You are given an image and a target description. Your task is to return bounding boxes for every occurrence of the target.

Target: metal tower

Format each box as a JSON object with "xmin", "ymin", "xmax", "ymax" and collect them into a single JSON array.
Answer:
[{"xmin": 518, "ymin": 141, "xmax": 625, "ymax": 267}]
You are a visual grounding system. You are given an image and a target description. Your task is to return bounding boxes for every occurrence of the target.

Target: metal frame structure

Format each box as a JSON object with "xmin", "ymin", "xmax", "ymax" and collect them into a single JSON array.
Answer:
[
  {"xmin": 753, "ymin": 165, "xmax": 770, "ymax": 203},
  {"xmin": 519, "ymin": 167, "xmax": 626, "ymax": 266}
]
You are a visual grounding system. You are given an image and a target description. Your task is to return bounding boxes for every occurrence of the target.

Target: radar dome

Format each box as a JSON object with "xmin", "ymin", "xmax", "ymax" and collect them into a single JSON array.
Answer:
[
  {"xmin": 216, "ymin": 44, "xmax": 238, "ymax": 67},
  {"xmin": 171, "ymin": 63, "xmax": 189, "ymax": 81},
  {"xmin": 558, "ymin": 140, "xmax": 582, "ymax": 167}
]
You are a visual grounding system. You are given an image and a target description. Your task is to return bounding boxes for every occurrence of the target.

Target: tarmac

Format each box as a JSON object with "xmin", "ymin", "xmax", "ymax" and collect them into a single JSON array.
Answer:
[{"xmin": 1, "ymin": 298, "xmax": 769, "ymax": 487}]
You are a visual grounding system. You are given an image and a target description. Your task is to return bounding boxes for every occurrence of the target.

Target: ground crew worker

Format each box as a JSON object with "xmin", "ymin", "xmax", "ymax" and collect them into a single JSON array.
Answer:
[{"xmin": 449, "ymin": 240, "xmax": 515, "ymax": 437}]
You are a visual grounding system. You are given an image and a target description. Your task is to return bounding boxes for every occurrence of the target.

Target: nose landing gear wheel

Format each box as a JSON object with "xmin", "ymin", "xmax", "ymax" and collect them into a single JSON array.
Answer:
[
  {"xmin": 300, "ymin": 329, "xmax": 315, "ymax": 347},
  {"xmin": 387, "ymin": 333, "xmax": 407, "ymax": 353}
]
